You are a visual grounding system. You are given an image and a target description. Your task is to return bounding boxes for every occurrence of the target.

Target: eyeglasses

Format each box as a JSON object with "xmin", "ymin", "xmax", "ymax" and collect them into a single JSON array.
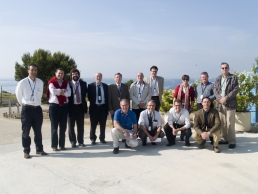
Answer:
[
  {"xmin": 221, "ymin": 67, "xmax": 228, "ymax": 70},
  {"xmin": 182, "ymin": 79, "xmax": 189, "ymax": 81}
]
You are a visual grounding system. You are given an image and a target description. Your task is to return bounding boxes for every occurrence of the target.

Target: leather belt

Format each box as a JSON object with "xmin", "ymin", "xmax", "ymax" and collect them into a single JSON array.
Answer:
[{"xmin": 23, "ymin": 104, "xmax": 39, "ymax": 108}]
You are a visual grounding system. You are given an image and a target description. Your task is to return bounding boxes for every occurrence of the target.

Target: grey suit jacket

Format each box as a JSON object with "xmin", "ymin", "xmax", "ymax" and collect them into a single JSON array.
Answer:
[
  {"xmin": 108, "ymin": 83, "xmax": 130, "ymax": 112},
  {"xmin": 129, "ymin": 81, "xmax": 151, "ymax": 109},
  {"xmin": 144, "ymin": 76, "xmax": 164, "ymax": 104}
]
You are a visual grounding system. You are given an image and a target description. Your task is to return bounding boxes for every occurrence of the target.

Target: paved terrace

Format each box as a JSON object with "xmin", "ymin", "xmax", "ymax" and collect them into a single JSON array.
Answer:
[{"xmin": 0, "ymin": 106, "xmax": 258, "ymax": 194}]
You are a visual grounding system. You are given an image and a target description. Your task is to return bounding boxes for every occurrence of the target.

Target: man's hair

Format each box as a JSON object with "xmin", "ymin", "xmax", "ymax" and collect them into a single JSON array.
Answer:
[
  {"xmin": 56, "ymin": 67, "xmax": 64, "ymax": 72},
  {"xmin": 120, "ymin": 99, "xmax": 129, "ymax": 105},
  {"xmin": 114, "ymin": 72, "xmax": 122, "ymax": 77},
  {"xmin": 27, "ymin": 64, "xmax": 38, "ymax": 70},
  {"xmin": 174, "ymin": 99, "xmax": 182, "ymax": 104},
  {"xmin": 200, "ymin": 72, "xmax": 209, "ymax": 76},
  {"xmin": 182, "ymin": 75, "xmax": 190, "ymax": 80},
  {"xmin": 70, "ymin": 68, "xmax": 80, "ymax": 78},
  {"xmin": 147, "ymin": 99, "xmax": 156, "ymax": 106},
  {"xmin": 150, "ymin": 66, "xmax": 158, "ymax": 71},
  {"xmin": 202, "ymin": 97, "xmax": 211, "ymax": 102},
  {"xmin": 221, "ymin": 62, "xmax": 229, "ymax": 68}
]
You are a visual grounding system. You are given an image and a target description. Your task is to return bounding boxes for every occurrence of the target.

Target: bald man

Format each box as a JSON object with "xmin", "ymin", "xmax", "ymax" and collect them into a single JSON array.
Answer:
[{"xmin": 88, "ymin": 73, "xmax": 109, "ymax": 145}]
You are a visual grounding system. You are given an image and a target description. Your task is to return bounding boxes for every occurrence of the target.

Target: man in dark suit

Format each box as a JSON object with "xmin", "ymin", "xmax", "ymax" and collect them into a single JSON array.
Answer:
[
  {"xmin": 68, "ymin": 69, "xmax": 88, "ymax": 148},
  {"xmin": 108, "ymin": 73, "xmax": 130, "ymax": 123},
  {"xmin": 88, "ymin": 72, "xmax": 109, "ymax": 145},
  {"xmin": 193, "ymin": 97, "xmax": 221, "ymax": 153}
]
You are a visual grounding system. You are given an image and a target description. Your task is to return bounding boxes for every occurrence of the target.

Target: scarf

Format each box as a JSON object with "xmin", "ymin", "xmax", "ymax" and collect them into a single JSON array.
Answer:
[
  {"xmin": 177, "ymin": 84, "xmax": 190, "ymax": 110},
  {"xmin": 46, "ymin": 76, "xmax": 68, "ymax": 105}
]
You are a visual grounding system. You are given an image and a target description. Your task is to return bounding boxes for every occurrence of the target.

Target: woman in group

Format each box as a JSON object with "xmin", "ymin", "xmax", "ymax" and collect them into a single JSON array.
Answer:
[{"xmin": 173, "ymin": 75, "xmax": 195, "ymax": 113}]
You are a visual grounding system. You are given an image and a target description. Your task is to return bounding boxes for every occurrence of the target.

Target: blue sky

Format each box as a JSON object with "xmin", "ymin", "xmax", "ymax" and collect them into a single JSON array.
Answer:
[{"xmin": 0, "ymin": 0, "xmax": 257, "ymax": 80}]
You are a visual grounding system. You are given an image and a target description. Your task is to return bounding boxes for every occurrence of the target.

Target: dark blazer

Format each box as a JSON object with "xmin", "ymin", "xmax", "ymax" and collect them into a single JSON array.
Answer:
[
  {"xmin": 193, "ymin": 108, "xmax": 221, "ymax": 135},
  {"xmin": 108, "ymin": 83, "xmax": 130, "ymax": 112},
  {"xmin": 68, "ymin": 80, "xmax": 88, "ymax": 114},
  {"xmin": 88, "ymin": 82, "xmax": 109, "ymax": 115}
]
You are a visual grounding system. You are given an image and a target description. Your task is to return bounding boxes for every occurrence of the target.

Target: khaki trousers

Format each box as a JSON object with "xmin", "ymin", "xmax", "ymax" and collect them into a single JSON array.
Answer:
[
  {"xmin": 111, "ymin": 128, "xmax": 138, "ymax": 148},
  {"xmin": 192, "ymin": 129, "xmax": 220, "ymax": 147},
  {"xmin": 219, "ymin": 105, "xmax": 236, "ymax": 144}
]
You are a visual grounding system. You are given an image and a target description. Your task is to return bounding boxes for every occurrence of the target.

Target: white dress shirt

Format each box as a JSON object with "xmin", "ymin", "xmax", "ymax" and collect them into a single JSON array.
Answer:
[
  {"xmin": 15, "ymin": 76, "xmax": 43, "ymax": 106},
  {"xmin": 48, "ymin": 81, "xmax": 71, "ymax": 104},
  {"xmin": 167, "ymin": 107, "xmax": 190, "ymax": 128},
  {"xmin": 151, "ymin": 77, "xmax": 159, "ymax": 96},
  {"xmin": 72, "ymin": 80, "xmax": 81, "ymax": 104},
  {"xmin": 95, "ymin": 83, "xmax": 105, "ymax": 105},
  {"xmin": 138, "ymin": 109, "xmax": 163, "ymax": 129}
]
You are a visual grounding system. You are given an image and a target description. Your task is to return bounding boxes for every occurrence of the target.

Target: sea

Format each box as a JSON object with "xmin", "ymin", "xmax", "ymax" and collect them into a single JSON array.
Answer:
[{"xmin": 0, "ymin": 78, "xmax": 216, "ymax": 94}]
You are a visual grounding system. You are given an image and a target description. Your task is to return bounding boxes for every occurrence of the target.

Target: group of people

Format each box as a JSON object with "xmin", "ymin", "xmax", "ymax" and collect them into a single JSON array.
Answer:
[{"xmin": 15, "ymin": 63, "xmax": 238, "ymax": 158}]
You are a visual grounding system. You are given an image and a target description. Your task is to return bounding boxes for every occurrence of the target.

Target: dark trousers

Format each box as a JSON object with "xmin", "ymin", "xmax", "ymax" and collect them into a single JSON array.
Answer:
[
  {"xmin": 90, "ymin": 105, "xmax": 107, "ymax": 141},
  {"xmin": 139, "ymin": 127, "xmax": 165, "ymax": 141},
  {"xmin": 49, "ymin": 103, "xmax": 68, "ymax": 148},
  {"xmin": 164, "ymin": 123, "xmax": 192, "ymax": 144},
  {"xmin": 132, "ymin": 108, "xmax": 145, "ymax": 124},
  {"xmin": 21, "ymin": 105, "xmax": 43, "ymax": 154},
  {"xmin": 68, "ymin": 104, "xmax": 85, "ymax": 145},
  {"xmin": 151, "ymin": 96, "xmax": 160, "ymax": 111}
]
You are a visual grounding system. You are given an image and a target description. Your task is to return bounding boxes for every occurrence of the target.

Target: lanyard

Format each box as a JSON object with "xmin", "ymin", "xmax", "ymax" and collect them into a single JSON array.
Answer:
[
  {"xmin": 28, "ymin": 78, "xmax": 36, "ymax": 96},
  {"xmin": 174, "ymin": 112, "xmax": 182, "ymax": 123},
  {"xmin": 201, "ymin": 84, "xmax": 207, "ymax": 94}
]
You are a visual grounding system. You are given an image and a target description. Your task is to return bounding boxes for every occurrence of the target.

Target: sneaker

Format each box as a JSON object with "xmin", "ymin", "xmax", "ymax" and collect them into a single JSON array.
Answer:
[
  {"xmin": 213, "ymin": 146, "xmax": 220, "ymax": 153},
  {"xmin": 113, "ymin": 147, "xmax": 119, "ymax": 154}
]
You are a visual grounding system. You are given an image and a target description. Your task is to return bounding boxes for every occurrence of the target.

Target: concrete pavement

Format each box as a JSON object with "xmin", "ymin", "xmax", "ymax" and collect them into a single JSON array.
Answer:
[{"xmin": 0, "ymin": 107, "xmax": 258, "ymax": 193}]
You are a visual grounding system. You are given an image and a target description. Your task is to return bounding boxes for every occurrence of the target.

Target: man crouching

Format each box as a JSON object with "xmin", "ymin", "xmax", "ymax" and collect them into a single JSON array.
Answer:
[
  {"xmin": 111, "ymin": 99, "xmax": 138, "ymax": 154},
  {"xmin": 192, "ymin": 97, "xmax": 221, "ymax": 153},
  {"xmin": 138, "ymin": 100, "xmax": 165, "ymax": 146}
]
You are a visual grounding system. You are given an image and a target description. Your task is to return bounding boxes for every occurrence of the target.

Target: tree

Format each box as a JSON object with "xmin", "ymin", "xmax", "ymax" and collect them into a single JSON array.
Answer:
[
  {"xmin": 124, "ymin": 79, "xmax": 134, "ymax": 87},
  {"xmin": 15, "ymin": 49, "xmax": 77, "ymax": 102}
]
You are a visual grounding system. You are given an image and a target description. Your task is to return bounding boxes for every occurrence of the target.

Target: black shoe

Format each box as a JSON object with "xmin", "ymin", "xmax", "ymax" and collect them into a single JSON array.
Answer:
[
  {"xmin": 36, "ymin": 151, "xmax": 48, "ymax": 155},
  {"xmin": 199, "ymin": 140, "xmax": 206, "ymax": 149},
  {"xmin": 100, "ymin": 139, "xmax": 107, "ymax": 144},
  {"xmin": 60, "ymin": 147, "xmax": 66, "ymax": 150},
  {"xmin": 113, "ymin": 147, "xmax": 119, "ymax": 154},
  {"xmin": 229, "ymin": 144, "xmax": 236, "ymax": 149},
  {"xmin": 180, "ymin": 137, "xmax": 184, "ymax": 141},
  {"xmin": 125, "ymin": 141, "xmax": 131, "ymax": 148},
  {"xmin": 91, "ymin": 141, "xmax": 96, "ymax": 145},
  {"xmin": 71, "ymin": 144, "xmax": 77, "ymax": 148},
  {"xmin": 52, "ymin": 147, "xmax": 58, "ymax": 151},
  {"xmin": 24, "ymin": 153, "xmax": 31, "ymax": 159},
  {"xmin": 210, "ymin": 137, "xmax": 214, "ymax": 145},
  {"xmin": 142, "ymin": 139, "xmax": 146, "ymax": 146},
  {"xmin": 185, "ymin": 142, "xmax": 190, "ymax": 147},
  {"xmin": 122, "ymin": 139, "xmax": 126, "ymax": 142},
  {"xmin": 219, "ymin": 140, "xmax": 228, "ymax": 145},
  {"xmin": 214, "ymin": 146, "xmax": 220, "ymax": 153},
  {"xmin": 166, "ymin": 142, "xmax": 175, "ymax": 147},
  {"xmin": 151, "ymin": 142, "xmax": 157, "ymax": 145},
  {"xmin": 79, "ymin": 143, "xmax": 86, "ymax": 147}
]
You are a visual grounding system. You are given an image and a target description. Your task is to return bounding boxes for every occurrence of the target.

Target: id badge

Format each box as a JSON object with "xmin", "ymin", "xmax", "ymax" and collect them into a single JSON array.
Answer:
[
  {"xmin": 74, "ymin": 94, "xmax": 77, "ymax": 99},
  {"xmin": 30, "ymin": 95, "xmax": 34, "ymax": 101},
  {"xmin": 148, "ymin": 126, "xmax": 152, "ymax": 131},
  {"xmin": 153, "ymin": 88, "xmax": 157, "ymax": 95},
  {"xmin": 200, "ymin": 95, "xmax": 203, "ymax": 99},
  {"xmin": 98, "ymin": 96, "xmax": 102, "ymax": 101}
]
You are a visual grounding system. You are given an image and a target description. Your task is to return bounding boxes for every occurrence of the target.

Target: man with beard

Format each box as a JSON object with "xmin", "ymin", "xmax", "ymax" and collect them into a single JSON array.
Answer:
[
  {"xmin": 68, "ymin": 69, "xmax": 88, "ymax": 148},
  {"xmin": 47, "ymin": 68, "xmax": 71, "ymax": 151},
  {"xmin": 88, "ymin": 72, "xmax": 109, "ymax": 145}
]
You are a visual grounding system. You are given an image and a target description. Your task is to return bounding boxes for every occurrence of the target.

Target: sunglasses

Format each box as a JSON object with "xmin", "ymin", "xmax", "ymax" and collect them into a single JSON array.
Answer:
[
  {"xmin": 221, "ymin": 67, "xmax": 228, "ymax": 70},
  {"xmin": 183, "ymin": 79, "xmax": 189, "ymax": 81}
]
